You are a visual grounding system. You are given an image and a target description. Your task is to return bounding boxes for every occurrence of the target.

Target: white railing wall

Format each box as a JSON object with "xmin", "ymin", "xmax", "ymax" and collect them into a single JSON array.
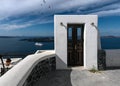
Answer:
[
  {"xmin": 0, "ymin": 50, "xmax": 55, "ymax": 86},
  {"xmin": 106, "ymin": 49, "xmax": 120, "ymax": 67}
]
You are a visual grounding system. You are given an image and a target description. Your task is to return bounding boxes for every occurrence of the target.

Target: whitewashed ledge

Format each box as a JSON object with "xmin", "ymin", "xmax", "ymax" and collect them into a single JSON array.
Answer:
[
  {"xmin": 0, "ymin": 50, "xmax": 55, "ymax": 86},
  {"xmin": 106, "ymin": 49, "xmax": 120, "ymax": 67}
]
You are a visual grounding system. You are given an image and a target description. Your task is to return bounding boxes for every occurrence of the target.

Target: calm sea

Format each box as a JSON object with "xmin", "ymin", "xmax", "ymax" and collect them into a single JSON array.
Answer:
[
  {"xmin": 0, "ymin": 37, "xmax": 120, "ymax": 58},
  {"xmin": 101, "ymin": 38, "xmax": 120, "ymax": 49},
  {"xmin": 0, "ymin": 37, "xmax": 54, "ymax": 58}
]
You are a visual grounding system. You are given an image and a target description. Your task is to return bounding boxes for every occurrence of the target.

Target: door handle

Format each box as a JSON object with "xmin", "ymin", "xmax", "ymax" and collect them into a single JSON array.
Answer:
[{"xmin": 75, "ymin": 45, "xmax": 77, "ymax": 50}]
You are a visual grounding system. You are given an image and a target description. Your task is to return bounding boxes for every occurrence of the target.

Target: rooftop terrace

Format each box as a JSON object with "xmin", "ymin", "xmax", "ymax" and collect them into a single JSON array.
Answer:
[
  {"xmin": 0, "ymin": 49, "xmax": 120, "ymax": 86},
  {"xmin": 33, "ymin": 68, "xmax": 120, "ymax": 86}
]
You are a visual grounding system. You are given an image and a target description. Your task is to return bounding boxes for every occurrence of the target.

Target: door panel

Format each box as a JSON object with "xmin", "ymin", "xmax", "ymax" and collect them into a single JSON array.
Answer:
[{"xmin": 67, "ymin": 24, "xmax": 84, "ymax": 66}]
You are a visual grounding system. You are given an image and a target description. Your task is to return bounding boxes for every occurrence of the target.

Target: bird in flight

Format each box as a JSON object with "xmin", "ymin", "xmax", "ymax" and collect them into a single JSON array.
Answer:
[{"xmin": 43, "ymin": 0, "xmax": 46, "ymax": 3}]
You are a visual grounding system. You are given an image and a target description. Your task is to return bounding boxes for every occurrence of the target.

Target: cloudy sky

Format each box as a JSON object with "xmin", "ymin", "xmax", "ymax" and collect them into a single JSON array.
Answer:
[{"xmin": 0, "ymin": 0, "xmax": 120, "ymax": 36}]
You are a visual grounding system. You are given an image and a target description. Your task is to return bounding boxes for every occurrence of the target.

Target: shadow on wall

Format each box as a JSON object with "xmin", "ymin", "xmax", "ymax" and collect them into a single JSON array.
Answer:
[
  {"xmin": 56, "ymin": 55, "xmax": 68, "ymax": 69},
  {"xmin": 106, "ymin": 67, "xmax": 120, "ymax": 70},
  {"xmin": 34, "ymin": 70, "xmax": 72, "ymax": 86}
]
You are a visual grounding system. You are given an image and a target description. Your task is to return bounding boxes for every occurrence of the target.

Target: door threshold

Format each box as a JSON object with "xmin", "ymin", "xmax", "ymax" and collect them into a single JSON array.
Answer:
[{"xmin": 67, "ymin": 66, "xmax": 84, "ymax": 70}]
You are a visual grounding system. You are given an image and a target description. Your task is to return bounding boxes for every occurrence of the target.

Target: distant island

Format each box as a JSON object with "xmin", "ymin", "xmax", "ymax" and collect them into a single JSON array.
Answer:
[
  {"xmin": 20, "ymin": 37, "xmax": 54, "ymax": 42},
  {"xmin": 0, "ymin": 36, "xmax": 19, "ymax": 38},
  {"xmin": 0, "ymin": 36, "xmax": 29, "ymax": 38},
  {"xmin": 101, "ymin": 36, "xmax": 120, "ymax": 38},
  {"xmin": 0, "ymin": 36, "xmax": 54, "ymax": 42},
  {"xmin": 0, "ymin": 36, "xmax": 120, "ymax": 42}
]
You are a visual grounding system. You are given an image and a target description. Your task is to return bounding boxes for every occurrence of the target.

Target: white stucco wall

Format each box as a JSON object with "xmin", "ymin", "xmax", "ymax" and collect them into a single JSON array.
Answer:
[
  {"xmin": 54, "ymin": 15, "xmax": 98, "ymax": 69},
  {"xmin": 106, "ymin": 49, "xmax": 120, "ymax": 67}
]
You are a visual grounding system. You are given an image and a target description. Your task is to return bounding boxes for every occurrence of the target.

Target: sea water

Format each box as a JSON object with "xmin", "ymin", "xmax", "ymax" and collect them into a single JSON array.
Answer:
[
  {"xmin": 0, "ymin": 37, "xmax": 120, "ymax": 58},
  {"xmin": 0, "ymin": 37, "xmax": 54, "ymax": 58},
  {"xmin": 101, "ymin": 38, "xmax": 120, "ymax": 49}
]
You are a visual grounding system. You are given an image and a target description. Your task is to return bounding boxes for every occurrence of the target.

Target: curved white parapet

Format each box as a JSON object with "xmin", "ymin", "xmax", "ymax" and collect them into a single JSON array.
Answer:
[
  {"xmin": 35, "ymin": 50, "xmax": 53, "ymax": 54},
  {"xmin": 0, "ymin": 50, "xmax": 55, "ymax": 86}
]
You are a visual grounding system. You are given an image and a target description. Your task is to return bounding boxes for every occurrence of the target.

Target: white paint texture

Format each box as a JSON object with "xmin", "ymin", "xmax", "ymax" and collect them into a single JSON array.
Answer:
[
  {"xmin": 54, "ymin": 15, "xmax": 98, "ymax": 69},
  {"xmin": 106, "ymin": 49, "xmax": 120, "ymax": 67}
]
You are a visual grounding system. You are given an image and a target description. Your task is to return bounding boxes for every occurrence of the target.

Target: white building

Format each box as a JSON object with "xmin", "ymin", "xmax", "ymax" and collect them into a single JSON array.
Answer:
[{"xmin": 54, "ymin": 15, "xmax": 101, "ymax": 69}]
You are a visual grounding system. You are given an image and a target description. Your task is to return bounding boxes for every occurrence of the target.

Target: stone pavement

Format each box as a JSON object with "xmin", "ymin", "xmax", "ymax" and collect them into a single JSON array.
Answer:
[{"xmin": 34, "ymin": 68, "xmax": 120, "ymax": 86}]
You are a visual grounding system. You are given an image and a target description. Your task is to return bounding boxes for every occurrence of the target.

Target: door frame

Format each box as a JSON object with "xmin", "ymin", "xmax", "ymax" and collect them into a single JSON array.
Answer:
[{"xmin": 67, "ymin": 23, "xmax": 84, "ymax": 67}]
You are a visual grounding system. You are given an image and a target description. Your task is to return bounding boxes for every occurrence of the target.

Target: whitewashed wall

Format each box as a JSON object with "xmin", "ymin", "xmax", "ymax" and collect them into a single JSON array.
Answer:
[
  {"xmin": 54, "ymin": 15, "xmax": 98, "ymax": 69},
  {"xmin": 106, "ymin": 49, "xmax": 120, "ymax": 67}
]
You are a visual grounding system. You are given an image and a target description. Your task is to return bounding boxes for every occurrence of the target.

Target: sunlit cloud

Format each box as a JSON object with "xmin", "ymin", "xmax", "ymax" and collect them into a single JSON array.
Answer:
[{"xmin": 0, "ymin": 23, "xmax": 32, "ymax": 30}]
